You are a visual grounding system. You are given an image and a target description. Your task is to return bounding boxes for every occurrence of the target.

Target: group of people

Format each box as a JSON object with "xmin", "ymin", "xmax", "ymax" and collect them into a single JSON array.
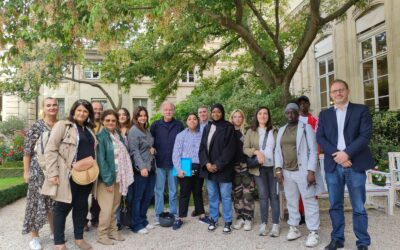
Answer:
[{"xmin": 22, "ymin": 79, "xmax": 373, "ymax": 250}]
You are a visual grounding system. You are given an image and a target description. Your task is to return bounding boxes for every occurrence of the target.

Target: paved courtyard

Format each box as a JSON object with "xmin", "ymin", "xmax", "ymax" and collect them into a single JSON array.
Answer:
[{"xmin": 1, "ymin": 198, "xmax": 399, "ymax": 250}]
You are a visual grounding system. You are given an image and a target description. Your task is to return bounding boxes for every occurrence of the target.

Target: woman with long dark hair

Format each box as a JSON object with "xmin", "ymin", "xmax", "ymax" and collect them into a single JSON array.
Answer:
[
  {"xmin": 127, "ymin": 106, "xmax": 156, "ymax": 234},
  {"xmin": 243, "ymin": 106, "xmax": 280, "ymax": 237},
  {"xmin": 43, "ymin": 99, "xmax": 96, "ymax": 250}
]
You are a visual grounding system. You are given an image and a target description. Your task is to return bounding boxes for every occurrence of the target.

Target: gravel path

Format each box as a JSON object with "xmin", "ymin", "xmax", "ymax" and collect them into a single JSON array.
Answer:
[{"xmin": 1, "ymin": 198, "xmax": 399, "ymax": 250}]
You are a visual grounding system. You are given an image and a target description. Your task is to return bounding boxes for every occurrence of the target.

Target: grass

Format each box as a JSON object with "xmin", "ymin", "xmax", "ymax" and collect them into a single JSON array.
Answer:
[{"xmin": 0, "ymin": 177, "xmax": 24, "ymax": 190}]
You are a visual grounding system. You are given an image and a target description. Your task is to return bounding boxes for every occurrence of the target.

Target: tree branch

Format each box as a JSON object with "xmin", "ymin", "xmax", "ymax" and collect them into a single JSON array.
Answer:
[
  {"xmin": 275, "ymin": 0, "xmax": 280, "ymax": 39},
  {"xmin": 283, "ymin": 0, "xmax": 320, "ymax": 87},
  {"xmin": 234, "ymin": 0, "xmax": 243, "ymax": 24},
  {"xmin": 246, "ymin": 0, "xmax": 285, "ymax": 70},
  {"xmin": 194, "ymin": 5, "xmax": 280, "ymax": 75},
  {"xmin": 63, "ymin": 76, "xmax": 117, "ymax": 109},
  {"xmin": 321, "ymin": 0, "xmax": 360, "ymax": 25}
]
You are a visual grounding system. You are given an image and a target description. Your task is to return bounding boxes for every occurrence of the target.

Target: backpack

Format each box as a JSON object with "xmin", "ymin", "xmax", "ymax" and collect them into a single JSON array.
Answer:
[{"xmin": 34, "ymin": 127, "xmax": 51, "ymax": 171}]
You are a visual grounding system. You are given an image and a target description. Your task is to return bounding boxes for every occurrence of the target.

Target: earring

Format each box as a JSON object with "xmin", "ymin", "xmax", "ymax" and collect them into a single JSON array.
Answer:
[{"xmin": 87, "ymin": 118, "xmax": 91, "ymax": 123}]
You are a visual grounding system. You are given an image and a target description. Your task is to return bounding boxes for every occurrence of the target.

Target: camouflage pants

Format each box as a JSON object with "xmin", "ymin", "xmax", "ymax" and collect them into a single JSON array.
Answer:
[{"xmin": 233, "ymin": 164, "xmax": 255, "ymax": 220}]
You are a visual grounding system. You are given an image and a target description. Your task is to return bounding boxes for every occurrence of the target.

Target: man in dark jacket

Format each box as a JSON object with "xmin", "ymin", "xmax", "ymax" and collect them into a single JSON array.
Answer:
[
  {"xmin": 317, "ymin": 79, "xmax": 373, "ymax": 250},
  {"xmin": 151, "ymin": 101, "xmax": 184, "ymax": 224}
]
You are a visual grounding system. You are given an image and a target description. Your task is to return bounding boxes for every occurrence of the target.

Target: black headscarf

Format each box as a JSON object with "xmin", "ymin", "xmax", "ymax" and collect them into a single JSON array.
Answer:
[{"xmin": 211, "ymin": 103, "xmax": 229, "ymax": 127}]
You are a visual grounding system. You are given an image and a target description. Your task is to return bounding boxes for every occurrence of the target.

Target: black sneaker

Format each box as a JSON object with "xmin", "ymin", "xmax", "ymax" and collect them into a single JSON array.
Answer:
[
  {"xmin": 208, "ymin": 219, "xmax": 217, "ymax": 232},
  {"xmin": 199, "ymin": 215, "xmax": 212, "ymax": 225},
  {"xmin": 172, "ymin": 219, "xmax": 183, "ymax": 230},
  {"xmin": 223, "ymin": 222, "xmax": 232, "ymax": 234}
]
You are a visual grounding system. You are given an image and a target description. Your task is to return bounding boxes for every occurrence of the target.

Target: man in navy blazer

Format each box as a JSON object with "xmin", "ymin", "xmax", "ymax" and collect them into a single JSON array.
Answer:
[{"xmin": 317, "ymin": 79, "xmax": 373, "ymax": 250}]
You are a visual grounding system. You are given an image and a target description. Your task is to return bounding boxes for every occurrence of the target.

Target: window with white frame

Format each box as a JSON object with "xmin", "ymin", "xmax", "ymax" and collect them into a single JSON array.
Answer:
[
  {"xmin": 359, "ymin": 28, "xmax": 389, "ymax": 111},
  {"xmin": 91, "ymin": 98, "xmax": 108, "ymax": 110},
  {"xmin": 315, "ymin": 35, "xmax": 334, "ymax": 110},
  {"xmin": 317, "ymin": 56, "xmax": 335, "ymax": 110},
  {"xmin": 84, "ymin": 62, "xmax": 101, "ymax": 80},
  {"xmin": 56, "ymin": 98, "xmax": 65, "ymax": 120},
  {"xmin": 132, "ymin": 98, "xmax": 148, "ymax": 110},
  {"xmin": 181, "ymin": 70, "xmax": 195, "ymax": 83}
]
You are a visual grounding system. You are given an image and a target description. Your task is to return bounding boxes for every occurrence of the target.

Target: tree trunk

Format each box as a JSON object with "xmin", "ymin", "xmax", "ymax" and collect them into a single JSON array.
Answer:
[{"xmin": 117, "ymin": 78, "xmax": 122, "ymax": 110}]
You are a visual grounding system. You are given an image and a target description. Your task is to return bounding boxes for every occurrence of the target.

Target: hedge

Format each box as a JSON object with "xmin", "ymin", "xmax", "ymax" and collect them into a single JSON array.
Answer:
[
  {"xmin": 0, "ymin": 177, "xmax": 27, "ymax": 207},
  {"xmin": 0, "ymin": 161, "xmax": 24, "ymax": 168},
  {"xmin": 0, "ymin": 168, "xmax": 23, "ymax": 178}
]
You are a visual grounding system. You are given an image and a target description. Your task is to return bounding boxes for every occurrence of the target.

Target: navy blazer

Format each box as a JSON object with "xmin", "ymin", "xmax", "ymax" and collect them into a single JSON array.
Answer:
[{"xmin": 316, "ymin": 102, "xmax": 375, "ymax": 173}]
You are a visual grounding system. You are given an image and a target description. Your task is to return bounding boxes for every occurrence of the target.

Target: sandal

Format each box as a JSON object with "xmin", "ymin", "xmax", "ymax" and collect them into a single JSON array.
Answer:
[{"xmin": 75, "ymin": 240, "xmax": 93, "ymax": 250}]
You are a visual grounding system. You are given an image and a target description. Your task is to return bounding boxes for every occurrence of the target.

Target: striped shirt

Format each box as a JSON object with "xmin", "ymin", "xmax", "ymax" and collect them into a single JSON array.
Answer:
[{"xmin": 172, "ymin": 128, "xmax": 202, "ymax": 171}]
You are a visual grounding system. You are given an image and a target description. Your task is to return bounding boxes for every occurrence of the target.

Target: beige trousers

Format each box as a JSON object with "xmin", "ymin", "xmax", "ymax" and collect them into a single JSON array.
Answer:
[{"xmin": 97, "ymin": 182, "xmax": 121, "ymax": 239}]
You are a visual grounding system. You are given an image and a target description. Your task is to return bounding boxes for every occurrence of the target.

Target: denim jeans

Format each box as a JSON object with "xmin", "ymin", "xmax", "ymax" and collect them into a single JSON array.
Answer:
[
  {"xmin": 254, "ymin": 167, "xmax": 280, "ymax": 224},
  {"xmin": 206, "ymin": 179, "xmax": 233, "ymax": 223},
  {"xmin": 154, "ymin": 168, "xmax": 178, "ymax": 218},
  {"xmin": 128, "ymin": 173, "xmax": 156, "ymax": 232},
  {"xmin": 325, "ymin": 165, "xmax": 370, "ymax": 247}
]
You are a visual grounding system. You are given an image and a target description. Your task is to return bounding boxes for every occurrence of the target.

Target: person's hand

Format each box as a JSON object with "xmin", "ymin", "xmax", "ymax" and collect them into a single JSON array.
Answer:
[
  {"xmin": 48, "ymin": 176, "xmax": 60, "ymax": 185},
  {"xmin": 332, "ymin": 151, "xmax": 350, "ymax": 165},
  {"xmin": 341, "ymin": 160, "xmax": 352, "ymax": 168},
  {"xmin": 255, "ymin": 150, "xmax": 265, "ymax": 165},
  {"xmin": 149, "ymin": 147, "xmax": 156, "ymax": 155},
  {"xmin": 275, "ymin": 168, "xmax": 284, "ymax": 184},
  {"xmin": 106, "ymin": 185, "xmax": 113, "ymax": 192},
  {"xmin": 23, "ymin": 171, "xmax": 29, "ymax": 183},
  {"xmin": 307, "ymin": 171, "xmax": 316, "ymax": 186},
  {"xmin": 206, "ymin": 163, "xmax": 217, "ymax": 173},
  {"xmin": 178, "ymin": 170, "xmax": 185, "ymax": 178},
  {"xmin": 140, "ymin": 168, "xmax": 149, "ymax": 177}
]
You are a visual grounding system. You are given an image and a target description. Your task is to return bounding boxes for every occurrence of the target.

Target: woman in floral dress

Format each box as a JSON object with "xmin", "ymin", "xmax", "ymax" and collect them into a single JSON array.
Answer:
[{"xmin": 22, "ymin": 97, "xmax": 58, "ymax": 250}]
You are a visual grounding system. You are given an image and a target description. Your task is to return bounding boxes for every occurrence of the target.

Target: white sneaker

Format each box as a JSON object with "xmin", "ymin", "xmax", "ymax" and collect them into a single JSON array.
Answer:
[
  {"xmin": 154, "ymin": 217, "xmax": 160, "ymax": 226},
  {"xmin": 287, "ymin": 226, "xmax": 301, "ymax": 241},
  {"xmin": 50, "ymin": 234, "xmax": 54, "ymax": 240},
  {"xmin": 305, "ymin": 231, "xmax": 320, "ymax": 247},
  {"xmin": 233, "ymin": 218, "xmax": 245, "ymax": 230},
  {"xmin": 137, "ymin": 228, "xmax": 149, "ymax": 234},
  {"xmin": 269, "ymin": 223, "xmax": 280, "ymax": 237},
  {"xmin": 146, "ymin": 224, "xmax": 155, "ymax": 230},
  {"xmin": 258, "ymin": 223, "xmax": 267, "ymax": 236},
  {"xmin": 243, "ymin": 220, "xmax": 252, "ymax": 231},
  {"xmin": 29, "ymin": 237, "xmax": 42, "ymax": 250}
]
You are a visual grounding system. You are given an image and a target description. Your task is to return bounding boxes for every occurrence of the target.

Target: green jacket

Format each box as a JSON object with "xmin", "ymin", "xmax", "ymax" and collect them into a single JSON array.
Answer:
[{"xmin": 96, "ymin": 128, "xmax": 126, "ymax": 186}]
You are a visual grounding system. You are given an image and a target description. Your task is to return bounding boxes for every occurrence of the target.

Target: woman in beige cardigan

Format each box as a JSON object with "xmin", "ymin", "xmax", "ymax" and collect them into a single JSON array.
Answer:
[{"xmin": 243, "ymin": 106, "xmax": 280, "ymax": 237}]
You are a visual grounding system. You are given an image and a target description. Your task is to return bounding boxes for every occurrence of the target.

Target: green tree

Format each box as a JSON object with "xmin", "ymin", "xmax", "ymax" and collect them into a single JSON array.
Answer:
[{"xmin": 0, "ymin": 0, "xmax": 151, "ymax": 109}]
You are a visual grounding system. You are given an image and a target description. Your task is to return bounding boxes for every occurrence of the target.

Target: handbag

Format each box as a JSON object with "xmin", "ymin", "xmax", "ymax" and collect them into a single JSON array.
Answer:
[
  {"xmin": 71, "ymin": 156, "xmax": 99, "ymax": 185},
  {"xmin": 246, "ymin": 130, "xmax": 269, "ymax": 169},
  {"xmin": 119, "ymin": 196, "xmax": 131, "ymax": 228}
]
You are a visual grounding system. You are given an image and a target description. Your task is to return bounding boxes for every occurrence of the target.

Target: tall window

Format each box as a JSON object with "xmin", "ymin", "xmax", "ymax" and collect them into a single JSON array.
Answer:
[
  {"xmin": 360, "ymin": 29, "xmax": 389, "ymax": 111},
  {"xmin": 56, "ymin": 98, "xmax": 65, "ymax": 120},
  {"xmin": 317, "ymin": 56, "xmax": 335, "ymax": 110},
  {"xmin": 91, "ymin": 98, "xmax": 108, "ymax": 109},
  {"xmin": 132, "ymin": 98, "xmax": 148, "ymax": 110},
  {"xmin": 181, "ymin": 70, "xmax": 194, "ymax": 83}
]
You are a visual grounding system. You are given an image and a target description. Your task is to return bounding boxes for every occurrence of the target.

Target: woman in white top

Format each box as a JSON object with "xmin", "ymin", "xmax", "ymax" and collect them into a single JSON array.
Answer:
[{"xmin": 243, "ymin": 106, "xmax": 280, "ymax": 237}]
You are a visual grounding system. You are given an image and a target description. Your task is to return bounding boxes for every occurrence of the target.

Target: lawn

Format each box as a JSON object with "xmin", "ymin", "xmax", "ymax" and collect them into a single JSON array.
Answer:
[{"xmin": 0, "ymin": 177, "xmax": 24, "ymax": 190}]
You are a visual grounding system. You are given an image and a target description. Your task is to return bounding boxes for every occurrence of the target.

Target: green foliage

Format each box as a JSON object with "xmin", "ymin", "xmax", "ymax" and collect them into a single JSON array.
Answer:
[
  {"xmin": 0, "ymin": 177, "xmax": 27, "ymax": 207},
  {"xmin": 172, "ymin": 70, "xmax": 286, "ymax": 128},
  {"xmin": 370, "ymin": 111, "xmax": 400, "ymax": 171},
  {"xmin": 0, "ymin": 116, "xmax": 27, "ymax": 136}
]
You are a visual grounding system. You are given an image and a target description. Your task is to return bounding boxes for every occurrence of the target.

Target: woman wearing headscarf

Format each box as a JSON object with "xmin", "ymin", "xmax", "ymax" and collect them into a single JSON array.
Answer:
[
  {"xmin": 275, "ymin": 103, "xmax": 325, "ymax": 248},
  {"xmin": 199, "ymin": 103, "xmax": 237, "ymax": 234}
]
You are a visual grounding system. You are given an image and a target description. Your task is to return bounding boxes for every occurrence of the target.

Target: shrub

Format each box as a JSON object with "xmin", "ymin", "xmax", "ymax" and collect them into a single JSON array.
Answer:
[
  {"xmin": 0, "ymin": 178, "xmax": 27, "ymax": 207},
  {"xmin": 0, "ymin": 168, "xmax": 23, "ymax": 178},
  {"xmin": 0, "ymin": 116, "xmax": 27, "ymax": 136}
]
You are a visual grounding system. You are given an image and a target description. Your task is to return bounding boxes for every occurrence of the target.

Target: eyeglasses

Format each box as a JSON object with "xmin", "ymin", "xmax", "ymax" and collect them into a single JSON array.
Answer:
[
  {"xmin": 331, "ymin": 88, "xmax": 347, "ymax": 95},
  {"xmin": 104, "ymin": 119, "xmax": 117, "ymax": 123}
]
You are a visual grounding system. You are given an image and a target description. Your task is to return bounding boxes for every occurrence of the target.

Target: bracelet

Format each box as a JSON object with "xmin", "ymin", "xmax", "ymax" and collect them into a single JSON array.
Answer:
[{"xmin": 275, "ymin": 171, "xmax": 282, "ymax": 174}]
